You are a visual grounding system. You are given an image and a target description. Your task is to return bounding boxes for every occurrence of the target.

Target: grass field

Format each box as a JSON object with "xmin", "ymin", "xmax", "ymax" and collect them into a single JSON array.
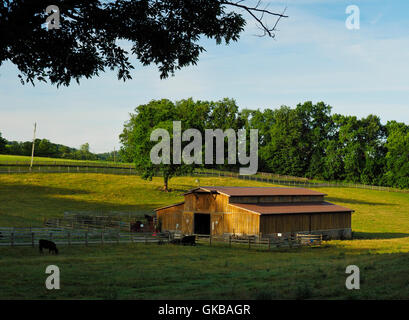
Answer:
[
  {"xmin": 0, "ymin": 173, "xmax": 409, "ymax": 299},
  {"xmin": 0, "ymin": 154, "xmax": 132, "ymax": 167}
]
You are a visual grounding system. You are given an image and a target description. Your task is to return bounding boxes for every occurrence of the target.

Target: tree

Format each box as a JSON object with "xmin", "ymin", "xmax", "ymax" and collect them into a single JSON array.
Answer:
[
  {"xmin": 120, "ymin": 99, "xmax": 193, "ymax": 191},
  {"xmin": 37, "ymin": 139, "xmax": 57, "ymax": 157},
  {"xmin": 331, "ymin": 114, "xmax": 386, "ymax": 184},
  {"xmin": 120, "ymin": 98, "xmax": 243, "ymax": 190},
  {"xmin": 295, "ymin": 101, "xmax": 333, "ymax": 179},
  {"xmin": 383, "ymin": 121, "xmax": 409, "ymax": 189},
  {"xmin": 261, "ymin": 106, "xmax": 306, "ymax": 176},
  {"xmin": 0, "ymin": 132, "xmax": 6, "ymax": 154},
  {"xmin": 1, "ymin": 0, "xmax": 288, "ymax": 86}
]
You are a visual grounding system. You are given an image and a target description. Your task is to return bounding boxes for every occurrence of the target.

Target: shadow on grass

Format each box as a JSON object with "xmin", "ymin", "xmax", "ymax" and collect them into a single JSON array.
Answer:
[
  {"xmin": 0, "ymin": 183, "xmax": 161, "ymax": 227},
  {"xmin": 352, "ymin": 232, "xmax": 409, "ymax": 240},
  {"xmin": 326, "ymin": 197, "xmax": 394, "ymax": 206}
]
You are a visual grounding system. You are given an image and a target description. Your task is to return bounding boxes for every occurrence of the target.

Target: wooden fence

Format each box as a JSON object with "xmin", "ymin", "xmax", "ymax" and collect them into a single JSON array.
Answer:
[
  {"xmin": 194, "ymin": 233, "xmax": 322, "ymax": 249},
  {"xmin": 44, "ymin": 218, "xmax": 133, "ymax": 232},
  {"xmin": 0, "ymin": 226, "xmax": 323, "ymax": 251},
  {"xmin": 0, "ymin": 227, "xmax": 169, "ymax": 247},
  {"xmin": 0, "ymin": 162, "xmax": 407, "ymax": 193}
]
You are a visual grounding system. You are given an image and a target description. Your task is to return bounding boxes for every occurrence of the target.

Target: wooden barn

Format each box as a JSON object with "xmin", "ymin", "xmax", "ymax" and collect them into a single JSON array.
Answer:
[{"xmin": 155, "ymin": 186, "xmax": 353, "ymax": 239}]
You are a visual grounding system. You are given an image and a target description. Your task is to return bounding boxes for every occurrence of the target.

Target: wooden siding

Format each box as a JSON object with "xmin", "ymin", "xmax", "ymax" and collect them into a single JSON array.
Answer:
[
  {"xmin": 227, "ymin": 204, "xmax": 260, "ymax": 235},
  {"xmin": 260, "ymin": 212, "xmax": 351, "ymax": 234},
  {"xmin": 184, "ymin": 193, "xmax": 229, "ymax": 213},
  {"xmin": 211, "ymin": 213, "xmax": 224, "ymax": 236},
  {"xmin": 182, "ymin": 212, "xmax": 194, "ymax": 234},
  {"xmin": 311, "ymin": 212, "xmax": 351, "ymax": 230},
  {"xmin": 229, "ymin": 195, "xmax": 324, "ymax": 204},
  {"xmin": 156, "ymin": 203, "xmax": 183, "ymax": 232}
]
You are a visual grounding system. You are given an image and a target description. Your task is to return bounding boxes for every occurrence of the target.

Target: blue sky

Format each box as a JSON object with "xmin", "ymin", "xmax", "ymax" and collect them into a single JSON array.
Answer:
[{"xmin": 1, "ymin": 0, "xmax": 409, "ymax": 153}]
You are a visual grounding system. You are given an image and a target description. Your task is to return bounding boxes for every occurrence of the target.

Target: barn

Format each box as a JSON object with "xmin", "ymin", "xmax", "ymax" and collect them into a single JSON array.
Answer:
[{"xmin": 155, "ymin": 186, "xmax": 353, "ymax": 239}]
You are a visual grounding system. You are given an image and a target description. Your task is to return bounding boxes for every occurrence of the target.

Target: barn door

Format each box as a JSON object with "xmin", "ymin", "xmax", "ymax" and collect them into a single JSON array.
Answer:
[{"xmin": 211, "ymin": 214, "xmax": 224, "ymax": 236}]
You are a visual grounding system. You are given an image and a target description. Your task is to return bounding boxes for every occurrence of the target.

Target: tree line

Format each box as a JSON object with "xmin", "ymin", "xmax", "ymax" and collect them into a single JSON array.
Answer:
[{"xmin": 120, "ymin": 98, "xmax": 409, "ymax": 190}]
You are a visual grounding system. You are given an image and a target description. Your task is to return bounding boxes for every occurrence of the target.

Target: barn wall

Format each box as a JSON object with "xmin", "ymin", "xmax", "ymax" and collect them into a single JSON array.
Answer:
[
  {"xmin": 182, "ymin": 212, "xmax": 194, "ymax": 234},
  {"xmin": 156, "ymin": 203, "xmax": 184, "ymax": 232},
  {"xmin": 259, "ymin": 212, "xmax": 351, "ymax": 234},
  {"xmin": 229, "ymin": 195, "xmax": 324, "ymax": 204},
  {"xmin": 210, "ymin": 213, "xmax": 224, "ymax": 236},
  {"xmin": 184, "ymin": 193, "xmax": 229, "ymax": 213},
  {"xmin": 260, "ymin": 214, "xmax": 310, "ymax": 234},
  {"xmin": 227, "ymin": 204, "xmax": 260, "ymax": 235},
  {"xmin": 311, "ymin": 212, "xmax": 351, "ymax": 230}
]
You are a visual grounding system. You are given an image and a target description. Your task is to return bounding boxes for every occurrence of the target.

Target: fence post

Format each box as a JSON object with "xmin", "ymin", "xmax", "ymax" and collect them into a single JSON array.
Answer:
[
  {"xmin": 50, "ymin": 232, "xmax": 53, "ymax": 241},
  {"xmin": 117, "ymin": 233, "xmax": 120, "ymax": 244},
  {"xmin": 101, "ymin": 231, "xmax": 104, "ymax": 245},
  {"xmin": 209, "ymin": 234, "xmax": 212, "ymax": 246},
  {"xmin": 68, "ymin": 232, "xmax": 71, "ymax": 245},
  {"xmin": 248, "ymin": 237, "xmax": 251, "ymax": 249},
  {"xmin": 85, "ymin": 232, "xmax": 88, "ymax": 246},
  {"xmin": 11, "ymin": 232, "xmax": 14, "ymax": 246},
  {"xmin": 268, "ymin": 237, "xmax": 271, "ymax": 250},
  {"xmin": 145, "ymin": 235, "xmax": 147, "ymax": 245},
  {"xmin": 31, "ymin": 232, "xmax": 35, "ymax": 248},
  {"xmin": 229, "ymin": 235, "xmax": 231, "ymax": 248}
]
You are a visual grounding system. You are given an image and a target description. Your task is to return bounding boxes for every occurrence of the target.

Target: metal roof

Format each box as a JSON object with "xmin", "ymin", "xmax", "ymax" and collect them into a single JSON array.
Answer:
[
  {"xmin": 229, "ymin": 201, "xmax": 353, "ymax": 215},
  {"xmin": 154, "ymin": 202, "xmax": 185, "ymax": 211},
  {"xmin": 193, "ymin": 186, "xmax": 327, "ymax": 197}
]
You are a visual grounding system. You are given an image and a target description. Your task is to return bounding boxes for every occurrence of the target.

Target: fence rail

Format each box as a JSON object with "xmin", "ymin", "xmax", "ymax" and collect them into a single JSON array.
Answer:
[
  {"xmin": 0, "ymin": 226, "xmax": 323, "ymax": 250},
  {"xmin": 0, "ymin": 227, "xmax": 169, "ymax": 247},
  {"xmin": 0, "ymin": 160, "xmax": 133, "ymax": 168},
  {"xmin": 1, "ymin": 163, "xmax": 407, "ymax": 193},
  {"xmin": 194, "ymin": 233, "xmax": 322, "ymax": 249}
]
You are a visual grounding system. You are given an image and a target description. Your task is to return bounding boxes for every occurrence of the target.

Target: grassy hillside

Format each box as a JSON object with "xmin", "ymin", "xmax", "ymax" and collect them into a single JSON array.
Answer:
[
  {"xmin": 0, "ymin": 154, "xmax": 132, "ymax": 167},
  {"xmin": 0, "ymin": 173, "xmax": 408, "ymax": 299}
]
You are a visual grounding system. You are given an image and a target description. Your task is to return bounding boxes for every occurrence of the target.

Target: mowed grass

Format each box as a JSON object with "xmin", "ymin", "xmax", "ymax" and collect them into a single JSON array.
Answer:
[
  {"xmin": 0, "ymin": 173, "xmax": 409, "ymax": 299},
  {"xmin": 0, "ymin": 154, "xmax": 131, "ymax": 166}
]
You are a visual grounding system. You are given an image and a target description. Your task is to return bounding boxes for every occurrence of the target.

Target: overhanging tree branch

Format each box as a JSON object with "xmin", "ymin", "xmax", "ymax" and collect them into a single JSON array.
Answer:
[{"xmin": 221, "ymin": 0, "xmax": 288, "ymax": 37}]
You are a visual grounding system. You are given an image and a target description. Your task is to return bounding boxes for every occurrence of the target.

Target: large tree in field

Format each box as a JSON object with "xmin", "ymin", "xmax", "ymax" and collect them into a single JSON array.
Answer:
[
  {"xmin": 1, "ymin": 0, "xmax": 287, "ymax": 86},
  {"xmin": 119, "ymin": 99, "xmax": 201, "ymax": 191},
  {"xmin": 120, "ymin": 98, "xmax": 241, "ymax": 191}
]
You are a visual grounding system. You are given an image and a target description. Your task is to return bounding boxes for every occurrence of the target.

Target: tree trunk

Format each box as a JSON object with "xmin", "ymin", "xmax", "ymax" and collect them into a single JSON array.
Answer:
[{"xmin": 163, "ymin": 176, "xmax": 169, "ymax": 192}]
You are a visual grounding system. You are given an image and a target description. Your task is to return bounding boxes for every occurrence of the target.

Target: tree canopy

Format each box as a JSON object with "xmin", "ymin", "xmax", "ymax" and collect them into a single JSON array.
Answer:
[
  {"xmin": 121, "ymin": 99, "xmax": 409, "ymax": 190},
  {"xmin": 1, "ymin": 0, "xmax": 287, "ymax": 86}
]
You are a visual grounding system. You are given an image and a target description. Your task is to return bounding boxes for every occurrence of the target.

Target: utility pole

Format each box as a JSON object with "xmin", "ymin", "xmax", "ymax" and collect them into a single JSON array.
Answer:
[
  {"xmin": 113, "ymin": 147, "xmax": 116, "ymax": 163},
  {"xmin": 30, "ymin": 122, "xmax": 37, "ymax": 171}
]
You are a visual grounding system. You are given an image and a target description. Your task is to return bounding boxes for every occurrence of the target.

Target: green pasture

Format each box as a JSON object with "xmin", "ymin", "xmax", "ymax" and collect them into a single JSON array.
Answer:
[{"xmin": 0, "ymin": 173, "xmax": 408, "ymax": 299}]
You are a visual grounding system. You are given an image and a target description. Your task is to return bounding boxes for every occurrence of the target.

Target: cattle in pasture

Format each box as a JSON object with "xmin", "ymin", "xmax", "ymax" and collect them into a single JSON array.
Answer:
[
  {"xmin": 181, "ymin": 235, "xmax": 196, "ymax": 246},
  {"xmin": 39, "ymin": 239, "xmax": 59, "ymax": 254},
  {"xmin": 170, "ymin": 238, "xmax": 181, "ymax": 245},
  {"xmin": 170, "ymin": 235, "xmax": 196, "ymax": 246}
]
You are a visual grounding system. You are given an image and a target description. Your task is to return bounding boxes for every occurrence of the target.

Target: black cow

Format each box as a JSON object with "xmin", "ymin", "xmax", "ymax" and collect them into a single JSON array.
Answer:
[
  {"xmin": 39, "ymin": 239, "xmax": 59, "ymax": 254},
  {"xmin": 181, "ymin": 235, "xmax": 196, "ymax": 246},
  {"xmin": 170, "ymin": 238, "xmax": 181, "ymax": 245}
]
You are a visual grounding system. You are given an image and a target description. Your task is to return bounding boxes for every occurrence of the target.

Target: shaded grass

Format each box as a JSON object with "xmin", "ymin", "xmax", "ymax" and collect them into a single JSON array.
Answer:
[{"xmin": 0, "ymin": 243, "xmax": 409, "ymax": 299}]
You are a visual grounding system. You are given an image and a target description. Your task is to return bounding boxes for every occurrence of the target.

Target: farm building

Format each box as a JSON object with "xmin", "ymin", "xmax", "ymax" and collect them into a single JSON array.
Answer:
[{"xmin": 155, "ymin": 186, "xmax": 353, "ymax": 239}]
